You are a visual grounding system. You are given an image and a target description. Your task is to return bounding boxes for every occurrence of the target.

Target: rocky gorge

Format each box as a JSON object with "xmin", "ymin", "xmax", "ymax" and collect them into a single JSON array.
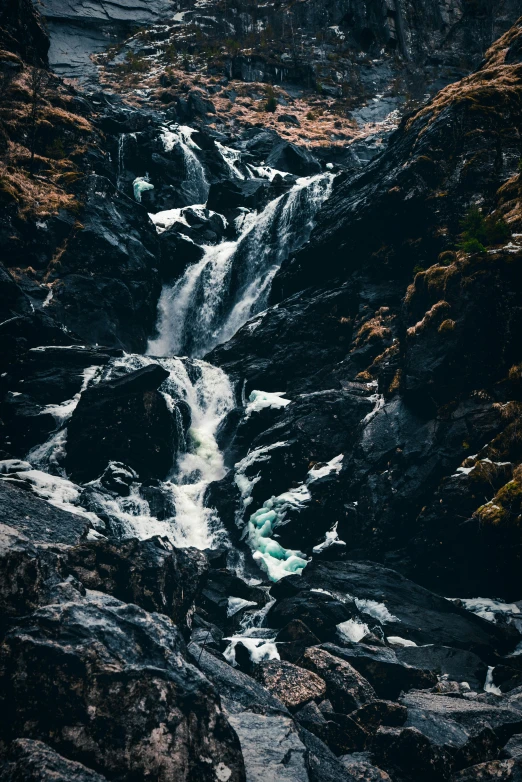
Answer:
[{"xmin": 3, "ymin": 0, "xmax": 522, "ymax": 780}]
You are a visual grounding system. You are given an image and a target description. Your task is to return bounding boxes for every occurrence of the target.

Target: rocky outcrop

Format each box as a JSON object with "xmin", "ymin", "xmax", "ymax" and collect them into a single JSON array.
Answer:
[
  {"xmin": 0, "ymin": 739, "xmax": 109, "ymax": 782},
  {"xmin": 0, "ymin": 0, "xmax": 49, "ymax": 66},
  {"xmin": 66, "ymin": 364, "xmax": 175, "ymax": 483},
  {"xmin": 209, "ymin": 20, "xmax": 522, "ymax": 598},
  {"xmin": 0, "ymin": 590, "xmax": 245, "ymax": 782}
]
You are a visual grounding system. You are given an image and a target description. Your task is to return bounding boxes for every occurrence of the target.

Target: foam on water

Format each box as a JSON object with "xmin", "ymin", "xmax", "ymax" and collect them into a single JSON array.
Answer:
[
  {"xmin": 148, "ymin": 172, "xmax": 334, "ymax": 358},
  {"xmin": 161, "ymin": 124, "xmax": 209, "ymax": 204},
  {"xmin": 95, "ymin": 353, "xmax": 235, "ymax": 548}
]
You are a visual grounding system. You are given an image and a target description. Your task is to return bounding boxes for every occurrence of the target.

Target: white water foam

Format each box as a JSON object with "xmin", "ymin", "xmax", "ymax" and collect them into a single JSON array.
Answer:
[{"xmin": 148, "ymin": 172, "xmax": 334, "ymax": 358}]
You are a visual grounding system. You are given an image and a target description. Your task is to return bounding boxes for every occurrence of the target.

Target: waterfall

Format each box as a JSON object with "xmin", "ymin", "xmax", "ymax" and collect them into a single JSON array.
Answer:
[
  {"xmin": 117, "ymin": 132, "xmax": 136, "ymax": 191},
  {"xmin": 93, "ymin": 353, "xmax": 235, "ymax": 548},
  {"xmin": 161, "ymin": 124, "xmax": 210, "ymax": 204},
  {"xmin": 148, "ymin": 172, "xmax": 334, "ymax": 358}
]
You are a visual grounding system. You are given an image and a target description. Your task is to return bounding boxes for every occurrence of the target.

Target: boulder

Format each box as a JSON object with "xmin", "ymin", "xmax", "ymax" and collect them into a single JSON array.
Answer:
[
  {"xmin": 265, "ymin": 142, "xmax": 321, "ymax": 177},
  {"xmin": 276, "ymin": 619, "xmax": 322, "ymax": 664},
  {"xmin": 66, "ymin": 535, "xmax": 208, "ymax": 627},
  {"xmin": 287, "ymin": 561, "xmax": 519, "ymax": 657},
  {"xmin": 502, "ymin": 734, "xmax": 522, "ymax": 760},
  {"xmin": 301, "ymin": 647, "xmax": 376, "ymax": 714},
  {"xmin": 320, "ymin": 643, "xmax": 437, "ymax": 699},
  {"xmin": 47, "ymin": 176, "xmax": 161, "ymax": 352},
  {"xmin": 371, "ymin": 726, "xmax": 453, "ymax": 781},
  {"xmin": 402, "ymin": 690, "xmax": 522, "ymax": 769},
  {"xmin": 267, "ymin": 590, "xmax": 359, "ymax": 642},
  {"xmin": 189, "ymin": 643, "xmax": 310, "ymax": 782},
  {"xmin": 339, "ymin": 753, "xmax": 392, "ymax": 781},
  {"xmin": 0, "ymin": 523, "xmax": 66, "ymax": 617},
  {"xmin": 0, "ymin": 591, "xmax": 245, "ymax": 782},
  {"xmin": 159, "ymin": 230, "xmax": 205, "ymax": 283},
  {"xmin": 65, "ymin": 364, "xmax": 176, "ymax": 483},
  {"xmin": 451, "ymin": 758, "xmax": 522, "ymax": 781},
  {"xmin": 0, "ymin": 480, "xmax": 89, "ymax": 544},
  {"xmin": 254, "ymin": 660, "xmax": 327, "ymax": 710},
  {"xmin": 0, "ymin": 739, "xmax": 108, "ymax": 782},
  {"xmin": 396, "ymin": 645, "xmax": 488, "ymax": 692},
  {"xmin": 294, "ymin": 701, "xmax": 368, "ymax": 755}
]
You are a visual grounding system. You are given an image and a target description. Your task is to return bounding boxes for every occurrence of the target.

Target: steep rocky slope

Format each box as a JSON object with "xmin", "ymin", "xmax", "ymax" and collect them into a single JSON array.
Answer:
[
  {"xmin": 209, "ymin": 19, "xmax": 522, "ymax": 599},
  {"xmin": 3, "ymin": 2, "xmax": 522, "ymax": 781}
]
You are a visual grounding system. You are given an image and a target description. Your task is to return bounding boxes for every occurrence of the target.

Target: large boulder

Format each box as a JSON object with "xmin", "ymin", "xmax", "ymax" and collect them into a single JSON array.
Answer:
[
  {"xmin": 254, "ymin": 660, "xmax": 327, "ymax": 710},
  {"xmin": 301, "ymin": 647, "xmax": 376, "ymax": 714},
  {"xmin": 0, "ymin": 591, "xmax": 245, "ymax": 782},
  {"xmin": 0, "ymin": 739, "xmax": 108, "ymax": 782},
  {"xmin": 65, "ymin": 364, "xmax": 176, "ymax": 483},
  {"xmin": 66, "ymin": 535, "xmax": 208, "ymax": 627},
  {"xmin": 0, "ymin": 480, "xmax": 89, "ymax": 544},
  {"xmin": 46, "ymin": 176, "xmax": 161, "ymax": 352},
  {"xmin": 280, "ymin": 561, "xmax": 519, "ymax": 658},
  {"xmin": 320, "ymin": 643, "xmax": 437, "ymax": 700}
]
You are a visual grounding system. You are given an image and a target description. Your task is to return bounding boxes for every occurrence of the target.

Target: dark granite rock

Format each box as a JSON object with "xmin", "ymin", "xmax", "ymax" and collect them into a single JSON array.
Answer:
[
  {"xmin": 65, "ymin": 364, "xmax": 176, "ymax": 483},
  {"xmin": 0, "ymin": 592, "xmax": 245, "ymax": 782},
  {"xmin": 0, "ymin": 739, "xmax": 108, "ymax": 782}
]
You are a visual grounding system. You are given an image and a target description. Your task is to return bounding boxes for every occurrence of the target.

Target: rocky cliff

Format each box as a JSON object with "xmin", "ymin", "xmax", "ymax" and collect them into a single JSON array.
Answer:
[{"xmin": 3, "ymin": 1, "xmax": 522, "ymax": 781}]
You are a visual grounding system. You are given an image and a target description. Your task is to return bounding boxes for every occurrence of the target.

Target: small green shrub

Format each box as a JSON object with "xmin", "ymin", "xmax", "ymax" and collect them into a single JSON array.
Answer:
[
  {"xmin": 413, "ymin": 264, "xmax": 425, "ymax": 275},
  {"xmin": 459, "ymin": 237, "xmax": 486, "ymax": 254},
  {"xmin": 457, "ymin": 206, "xmax": 510, "ymax": 251}
]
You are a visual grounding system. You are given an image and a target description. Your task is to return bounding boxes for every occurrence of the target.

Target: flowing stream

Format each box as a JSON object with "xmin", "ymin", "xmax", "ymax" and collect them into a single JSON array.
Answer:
[{"xmin": 21, "ymin": 126, "xmax": 335, "ymax": 574}]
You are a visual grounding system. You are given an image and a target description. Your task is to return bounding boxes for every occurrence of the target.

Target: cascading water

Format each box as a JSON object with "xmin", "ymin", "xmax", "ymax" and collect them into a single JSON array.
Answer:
[
  {"xmin": 19, "ymin": 126, "xmax": 336, "ymax": 584},
  {"xmin": 89, "ymin": 353, "xmax": 234, "ymax": 548},
  {"xmin": 148, "ymin": 171, "xmax": 334, "ymax": 358},
  {"xmin": 161, "ymin": 124, "xmax": 210, "ymax": 205}
]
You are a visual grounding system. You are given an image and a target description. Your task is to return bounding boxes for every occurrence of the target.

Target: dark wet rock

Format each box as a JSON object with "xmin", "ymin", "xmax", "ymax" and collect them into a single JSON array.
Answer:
[
  {"xmin": 266, "ymin": 142, "xmax": 321, "ymax": 177},
  {"xmin": 0, "ymin": 523, "xmax": 66, "ymax": 617},
  {"xmin": 276, "ymin": 619, "xmax": 322, "ymax": 664},
  {"xmin": 372, "ymin": 725, "xmax": 453, "ymax": 781},
  {"xmin": 286, "ymin": 561, "xmax": 519, "ymax": 657},
  {"xmin": 198, "ymin": 569, "xmax": 270, "ymax": 630},
  {"xmin": 402, "ymin": 689, "xmax": 522, "ymax": 769},
  {"xmin": 66, "ymin": 535, "xmax": 208, "ymax": 627},
  {"xmin": 267, "ymin": 589, "xmax": 360, "ymax": 642},
  {"xmin": 0, "ymin": 739, "xmax": 108, "ymax": 782},
  {"xmin": 207, "ymin": 179, "xmax": 270, "ymax": 213},
  {"xmin": 295, "ymin": 701, "xmax": 368, "ymax": 755},
  {"xmin": 188, "ymin": 643, "xmax": 311, "ymax": 781},
  {"xmin": 16, "ymin": 345, "xmax": 122, "ymax": 405},
  {"xmin": 339, "ymin": 753, "xmax": 392, "ymax": 781},
  {"xmin": 0, "ymin": 480, "xmax": 89, "ymax": 544},
  {"xmin": 350, "ymin": 701, "xmax": 408, "ymax": 733},
  {"xmin": 301, "ymin": 646, "xmax": 376, "ymax": 714},
  {"xmin": 254, "ymin": 660, "xmax": 327, "ymax": 710},
  {"xmin": 159, "ymin": 230, "xmax": 205, "ymax": 283},
  {"xmin": 298, "ymin": 727, "xmax": 374, "ymax": 782},
  {"xmin": 502, "ymin": 734, "xmax": 522, "ymax": 760},
  {"xmin": 66, "ymin": 364, "xmax": 176, "ymax": 483},
  {"xmin": 452, "ymin": 758, "xmax": 522, "ymax": 781},
  {"xmin": 0, "ymin": 592, "xmax": 245, "ymax": 782},
  {"xmin": 320, "ymin": 643, "xmax": 437, "ymax": 699},
  {"xmin": 396, "ymin": 645, "xmax": 488, "ymax": 692},
  {"xmin": 46, "ymin": 175, "xmax": 161, "ymax": 353},
  {"xmin": 98, "ymin": 461, "xmax": 137, "ymax": 496}
]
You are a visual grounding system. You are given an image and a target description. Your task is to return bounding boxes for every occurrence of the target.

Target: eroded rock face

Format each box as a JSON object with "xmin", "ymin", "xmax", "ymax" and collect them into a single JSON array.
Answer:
[
  {"xmin": 65, "ymin": 364, "xmax": 175, "ymax": 482},
  {"xmin": 0, "ymin": 591, "xmax": 246, "ymax": 782},
  {"xmin": 0, "ymin": 739, "xmax": 108, "ymax": 782},
  {"xmin": 254, "ymin": 660, "xmax": 327, "ymax": 710},
  {"xmin": 66, "ymin": 535, "xmax": 208, "ymax": 627}
]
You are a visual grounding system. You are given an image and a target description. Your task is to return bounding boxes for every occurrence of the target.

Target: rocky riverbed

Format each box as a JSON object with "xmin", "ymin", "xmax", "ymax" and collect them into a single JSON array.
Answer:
[{"xmin": 2, "ymin": 1, "xmax": 522, "ymax": 780}]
